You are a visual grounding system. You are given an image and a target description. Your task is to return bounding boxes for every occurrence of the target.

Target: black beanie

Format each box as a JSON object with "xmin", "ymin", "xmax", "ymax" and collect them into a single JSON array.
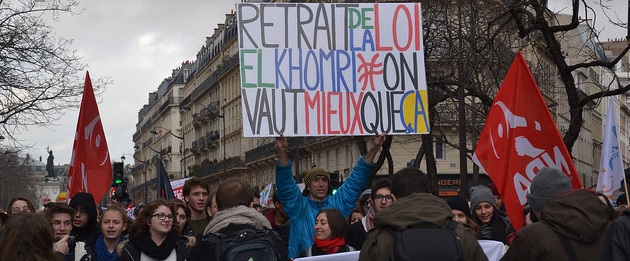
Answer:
[{"xmin": 447, "ymin": 196, "xmax": 471, "ymax": 219}]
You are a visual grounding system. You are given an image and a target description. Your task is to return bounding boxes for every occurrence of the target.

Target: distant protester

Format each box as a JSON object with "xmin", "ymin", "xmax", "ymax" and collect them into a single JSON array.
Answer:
[
  {"xmin": 447, "ymin": 196, "xmax": 479, "ymax": 234},
  {"xmin": 7, "ymin": 197, "xmax": 35, "ymax": 215},
  {"xmin": 345, "ymin": 180, "xmax": 396, "ymax": 250},
  {"xmin": 183, "ymin": 178, "xmax": 211, "ymax": 236}
]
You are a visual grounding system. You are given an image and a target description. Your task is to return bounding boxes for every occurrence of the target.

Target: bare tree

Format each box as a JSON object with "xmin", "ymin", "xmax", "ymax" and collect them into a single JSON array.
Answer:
[
  {"xmin": 0, "ymin": 151, "xmax": 36, "ymax": 209},
  {"xmin": 504, "ymin": 0, "xmax": 630, "ymax": 152},
  {"xmin": 412, "ymin": 0, "xmax": 522, "ymax": 194},
  {"xmin": 0, "ymin": 0, "xmax": 96, "ymax": 147}
]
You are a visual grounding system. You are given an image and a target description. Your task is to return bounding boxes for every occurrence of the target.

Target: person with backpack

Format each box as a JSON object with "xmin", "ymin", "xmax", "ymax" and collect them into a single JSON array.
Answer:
[
  {"xmin": 275, "ymin": 133, "xmax": 385, "ymax": 258},
  {"xmin": 359, "ymin": 168, "xmax": 488, "ymax": 261},
  {"xmin": 188, "ymin": 178, "xmax": 288, "ymax": 261},
  {"xmin": 300, "ymin": 208, "xmax": 355, "ymax": 257}
]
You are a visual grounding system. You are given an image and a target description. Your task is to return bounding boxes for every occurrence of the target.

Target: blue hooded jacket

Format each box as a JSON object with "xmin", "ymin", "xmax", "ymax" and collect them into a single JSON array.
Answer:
[{"xmin": 276, "ymin": 157, "xmax": 373, "ymax": 258}]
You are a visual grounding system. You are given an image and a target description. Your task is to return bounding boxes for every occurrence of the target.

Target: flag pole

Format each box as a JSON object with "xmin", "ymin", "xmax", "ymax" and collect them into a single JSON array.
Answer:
[{"xmin": 624, "ymin": 176, "xmax": 630, "ymax": 205}]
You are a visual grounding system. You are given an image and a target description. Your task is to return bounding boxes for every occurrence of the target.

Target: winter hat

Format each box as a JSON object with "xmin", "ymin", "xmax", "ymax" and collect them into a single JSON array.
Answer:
[
  {"xmin": 470, "ymin": 185, "xmax": 497, "ymax": 210},
  {"xmin": 447, "ymin": 196, "xmax": 472, "ymax": 219},
  {"xmin": 303, "ymin": 167, "xmax": 329, "ymax": 187},
  {"xmin": 486, "ymin": 183, "xmax": 500, "ymax": 196},
  {"xmin": 528, "ymin": 167, "xmax": 572, "ymax": 212}
]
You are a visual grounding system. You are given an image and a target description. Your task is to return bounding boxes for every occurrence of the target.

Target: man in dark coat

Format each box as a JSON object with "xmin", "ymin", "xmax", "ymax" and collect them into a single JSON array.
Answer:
[
  {"xmin": 502, "ymin": 168, "xmax": 612, "ymax": 261},
  {"xmin": 359, "ymin": 168, "xmax": 487, "ymax": 261},
  {"xmin": 599, "ymin": 209, "xmax": 630, "ymax": 261}
]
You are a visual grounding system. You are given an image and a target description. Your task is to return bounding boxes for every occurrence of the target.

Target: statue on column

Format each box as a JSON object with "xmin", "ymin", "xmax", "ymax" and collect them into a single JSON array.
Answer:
[{"xmin": 46, "ymin": 148, "xmax": 55, "ymax": 177}]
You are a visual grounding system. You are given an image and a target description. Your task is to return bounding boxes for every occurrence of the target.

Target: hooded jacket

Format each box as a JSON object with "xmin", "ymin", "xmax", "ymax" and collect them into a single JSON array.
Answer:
[
  {"xmin": 501, "ymin": 189, "xmax": 612, "ymax": 261},
  {"xmin": 276, "ymin": 157, "xmax": 373, "ymax": 258},
  {"xmin": 359, "ymin": 193, "xmax": 488, "ymax": 261},
  {"xmin": 69, "ymin": 192, "xmax": 99, "ymax": 242}
]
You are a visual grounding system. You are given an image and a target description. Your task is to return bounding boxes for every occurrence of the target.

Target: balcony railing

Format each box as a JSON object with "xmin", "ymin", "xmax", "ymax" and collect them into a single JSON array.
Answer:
[
  {"xmin": 245, "ymin": 142, "xmax": 276, "ymax": 164},
  {"xmin": 200, "ymin": 157, "xmax": 245, "ymax": 177}
]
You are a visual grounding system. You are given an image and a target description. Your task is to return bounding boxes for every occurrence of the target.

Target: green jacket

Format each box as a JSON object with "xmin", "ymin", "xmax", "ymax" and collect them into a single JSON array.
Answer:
[{"xmin": 359, "ymin": 193, "xmax": 488, "ymax": 261}]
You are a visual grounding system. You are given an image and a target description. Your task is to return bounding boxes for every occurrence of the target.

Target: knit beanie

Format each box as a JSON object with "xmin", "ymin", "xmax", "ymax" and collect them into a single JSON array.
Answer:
[
  {"xmin": 470, "ymin": 185, "xmax": 497, "ymax": 210},
  {"xmin": 528, "ymin": 167, "xmax": 572, "ymax": 212},
  {"xmin": 447, "ymin": 196, "xmax": 472, "ymax": 219},
  {"xmin": 303, "ymin": 167, "xmax": 329, "ymax": 187}
]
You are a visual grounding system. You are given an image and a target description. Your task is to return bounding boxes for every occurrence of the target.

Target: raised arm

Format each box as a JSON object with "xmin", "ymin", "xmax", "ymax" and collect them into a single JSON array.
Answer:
[
  {"xmin": 276, "ymin": 134, "xmax": 289, "ymax": 166},
  {"xmin": 364, "ymin": 132, "xmax": 386, "ymax": 163}
]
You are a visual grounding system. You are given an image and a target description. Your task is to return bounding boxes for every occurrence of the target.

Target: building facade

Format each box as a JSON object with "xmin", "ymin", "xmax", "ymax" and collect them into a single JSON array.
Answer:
[{"xmin": 128, "ymin": 7, "xmax": 630, "ymax": 203}]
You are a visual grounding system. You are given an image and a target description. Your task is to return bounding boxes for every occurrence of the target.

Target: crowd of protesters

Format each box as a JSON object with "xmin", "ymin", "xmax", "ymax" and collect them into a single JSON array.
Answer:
[{"xmin": 1, "ymin": 135, "xmax": 630, "ymax": 260}]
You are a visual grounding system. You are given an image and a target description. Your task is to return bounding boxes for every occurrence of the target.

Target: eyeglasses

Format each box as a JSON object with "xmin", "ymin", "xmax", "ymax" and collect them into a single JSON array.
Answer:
[
  {"xmin": 151, "ymin": 213, "xmax": 174, "ymax": 221},
  {"xmin": 374, "ymin": 195, "xmax": 394, "ymax": 201}
]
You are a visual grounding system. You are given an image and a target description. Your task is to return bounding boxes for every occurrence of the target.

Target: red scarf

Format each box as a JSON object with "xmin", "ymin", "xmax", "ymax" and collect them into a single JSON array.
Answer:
[{"xmin": 313, "ymin": 236, "xmax": 346, "ymax": 254}]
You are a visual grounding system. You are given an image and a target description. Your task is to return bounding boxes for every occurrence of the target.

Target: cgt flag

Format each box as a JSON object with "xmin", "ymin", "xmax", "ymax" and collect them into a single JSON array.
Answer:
[
  {"xmin": 472, "ymin": 52, "xmax": 582, "ymax": 230},
  {"xmin": 68, "ymin": 71, "xmax": 113, "ymax": 203},
  {"xmin": 157, "ymin": 159, "xmax": 175, "ymax": 200},
  {"xmin": 596, "ymin": 98, "xmax": 624, "ymax": 200}
]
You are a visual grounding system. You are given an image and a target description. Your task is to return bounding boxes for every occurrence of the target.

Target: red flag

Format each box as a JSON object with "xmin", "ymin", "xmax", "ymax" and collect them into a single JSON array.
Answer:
[
  {"xmin": 473, "ymin": 52, "xmax": 582, "ymax": 230},
  {"xmin": 68, "ymin": 71, "xmax": 112, "ymax": 203}
]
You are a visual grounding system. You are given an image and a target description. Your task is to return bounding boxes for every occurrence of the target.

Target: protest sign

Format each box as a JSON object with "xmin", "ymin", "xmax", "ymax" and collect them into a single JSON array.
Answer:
[{"xmin": 237, "ymin": 3, "xmax": 429, "ymax": 137}]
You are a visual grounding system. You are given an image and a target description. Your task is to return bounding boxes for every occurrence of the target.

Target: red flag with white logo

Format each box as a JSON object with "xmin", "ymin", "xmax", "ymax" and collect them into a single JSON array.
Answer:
[
  {"xmin": 68, "ymin": 71, "xmax": 112, "ymax": 203},
  {"xmin": 472, "ymin": 52, "xmax": 582, "ymax": 230}
]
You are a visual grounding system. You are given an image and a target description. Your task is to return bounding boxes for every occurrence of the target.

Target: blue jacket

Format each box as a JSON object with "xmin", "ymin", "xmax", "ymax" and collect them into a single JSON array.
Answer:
[{"xmin": 276, "ymin": 157, "xmax": 373, "ymax": 258}]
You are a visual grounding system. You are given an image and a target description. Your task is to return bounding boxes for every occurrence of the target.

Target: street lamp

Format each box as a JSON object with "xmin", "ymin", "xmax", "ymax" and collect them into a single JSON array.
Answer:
[
  {"xmin": 150, "ymin": 127, "xmax": 183, "ymax": 139},
  {"xmin": 182, "ymin": 103, "xmax": 226, "ymax": 164},
  {"xmin": 150, "ymin": 126, "xmax": 186, "ymax": 177}
]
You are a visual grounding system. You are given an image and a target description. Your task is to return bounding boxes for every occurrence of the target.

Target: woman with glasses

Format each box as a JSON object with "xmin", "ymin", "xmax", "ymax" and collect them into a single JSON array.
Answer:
[{"xmin": 120, "ymin": 199, "xmax": 192, "ymax": 261}]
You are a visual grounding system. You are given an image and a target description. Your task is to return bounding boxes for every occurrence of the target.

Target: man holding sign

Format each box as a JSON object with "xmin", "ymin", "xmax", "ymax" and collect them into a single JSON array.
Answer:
[{"xmin": 276, "ymin": 133, "xmax": 385, "ymax": 258}]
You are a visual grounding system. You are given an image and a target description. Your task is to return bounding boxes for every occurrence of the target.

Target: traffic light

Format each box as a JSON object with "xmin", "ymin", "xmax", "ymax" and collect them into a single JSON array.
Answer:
[
  {"xmin": 330, "ymin": 172, "xmax": 340, "ymax": 195},
  {"xmin": 113, "ymin": 162, "xmax": 124, "ymax": 186}
]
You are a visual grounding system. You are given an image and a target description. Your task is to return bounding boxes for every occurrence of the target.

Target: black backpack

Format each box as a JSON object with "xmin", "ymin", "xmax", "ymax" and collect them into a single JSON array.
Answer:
[
  {"xmin": 202, "ymin": 228, "xmax": 288, "ymax": 261},
  {"xmin": 386, "ymin": 220, "xmax": 465, "ymax": 261}
]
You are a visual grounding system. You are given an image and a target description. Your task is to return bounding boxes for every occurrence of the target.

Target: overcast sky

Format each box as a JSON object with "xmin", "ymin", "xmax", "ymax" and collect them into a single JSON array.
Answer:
[
  {"xmin": 19, "ymin": 1, "xmax": 237, "ymax": 165},
  {"xmin": 17, "ymin": 1, "xmax": 628, "ymax": 166}
]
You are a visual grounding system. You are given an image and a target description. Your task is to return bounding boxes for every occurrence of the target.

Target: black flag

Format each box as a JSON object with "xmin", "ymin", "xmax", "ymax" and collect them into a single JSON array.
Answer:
[{"xmin": 156, "ymin": 160, "xmax": 175, "ymax": 200}]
